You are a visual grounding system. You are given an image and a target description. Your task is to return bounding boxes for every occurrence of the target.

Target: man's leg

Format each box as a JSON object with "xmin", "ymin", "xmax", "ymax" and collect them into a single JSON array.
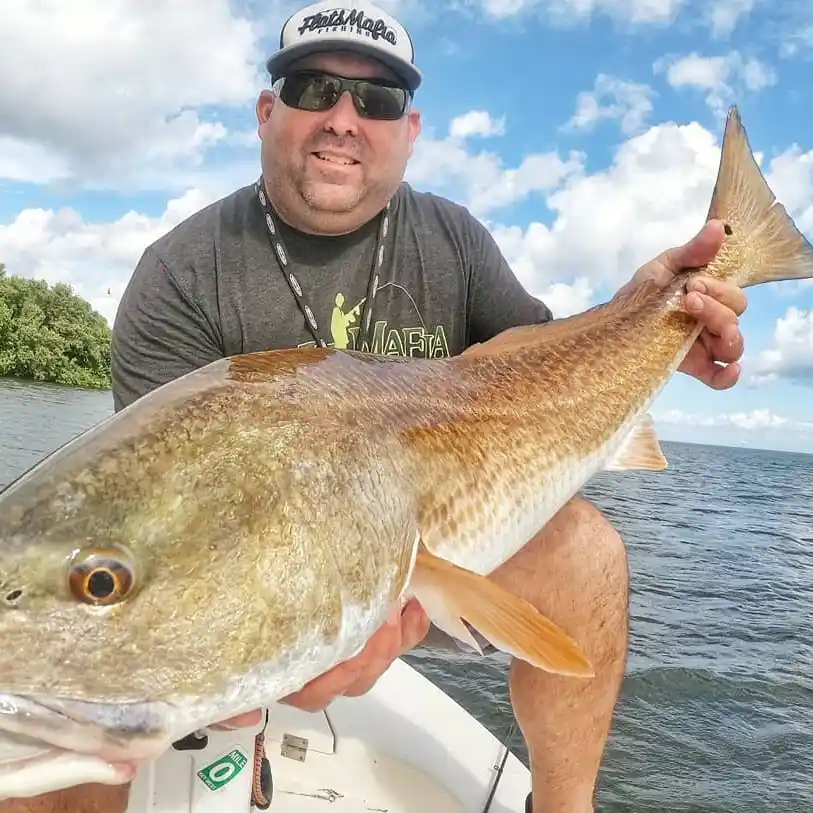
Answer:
[{"xmin": 490, "ymin": 496, "xmax": 630, "ymax": 813}]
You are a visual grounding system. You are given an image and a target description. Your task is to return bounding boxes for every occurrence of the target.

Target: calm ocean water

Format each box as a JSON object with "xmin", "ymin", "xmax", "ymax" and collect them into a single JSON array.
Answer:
[{"xmin": 1, "ymin": 377, "xmax": 811, "ymax": 812}]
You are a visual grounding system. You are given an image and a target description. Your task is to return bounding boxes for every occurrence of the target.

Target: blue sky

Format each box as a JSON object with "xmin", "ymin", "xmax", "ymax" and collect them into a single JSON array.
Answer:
[{"xmin": 1, "ymin": 0, "xmax": 812, "ymax": 452}]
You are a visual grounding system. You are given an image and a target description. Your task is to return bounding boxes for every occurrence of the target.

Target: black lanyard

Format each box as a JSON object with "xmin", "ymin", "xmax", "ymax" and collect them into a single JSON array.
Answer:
[{"xmin": 254, "ymin": 177, "xmax": 391, "ymax": 350}]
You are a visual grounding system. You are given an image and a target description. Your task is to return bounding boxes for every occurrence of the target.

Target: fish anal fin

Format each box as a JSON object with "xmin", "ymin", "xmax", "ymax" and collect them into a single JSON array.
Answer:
[
  {"xmin": 409, "ymin": 546, "xmax": 595, "ymax": 678},
  {"xmin": 604, "ymin": 413, "xmax": 668, "ymax": 472}
]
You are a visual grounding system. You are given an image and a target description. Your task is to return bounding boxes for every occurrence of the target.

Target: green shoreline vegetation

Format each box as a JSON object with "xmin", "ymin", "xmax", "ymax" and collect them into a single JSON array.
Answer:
[{"xmin": 0, "ymin": 264, "xmax": 112, "ymax": 390}]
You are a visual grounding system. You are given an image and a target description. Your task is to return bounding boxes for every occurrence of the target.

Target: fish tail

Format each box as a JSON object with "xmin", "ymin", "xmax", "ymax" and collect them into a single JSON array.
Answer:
[
  {"xmin": 409, "ymin": 545, "xmax": 595, "ymax": 678},
  {"xmin": 706, "ymin": 106, "xmax": 813, "ymax": 288}
]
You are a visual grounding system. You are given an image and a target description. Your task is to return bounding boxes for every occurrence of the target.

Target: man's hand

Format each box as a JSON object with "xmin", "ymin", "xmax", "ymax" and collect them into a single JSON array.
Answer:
[
  {"xmin": 621, "ymin": 219, "xmax": 748, "ymax": 390},
  {"xmin": 282, "ymin": 599, "xmax": 429, "ymax": 712},
  {"xmin": 211, "ymin": 598, "xmax": 429, "ymax": 727}
]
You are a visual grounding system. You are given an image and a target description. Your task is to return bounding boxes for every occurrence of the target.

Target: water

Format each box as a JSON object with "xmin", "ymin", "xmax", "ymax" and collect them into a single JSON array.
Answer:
[{"xmin": 1, "ymin": 377, "xmax": 811, "ymax": 812}]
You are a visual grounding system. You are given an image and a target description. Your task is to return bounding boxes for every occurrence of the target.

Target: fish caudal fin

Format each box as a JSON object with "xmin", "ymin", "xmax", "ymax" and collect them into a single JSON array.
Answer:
[
  {"xmin": 604, "ymin": 413, "xmax": 668, "ymax": 472},
  {"xmin": 410, "ymin": 546, "xmax": 595, "ymax": 678},
  {"xmin": 708, "ymin": 106, "xmax": 813, "ymax": 288}
]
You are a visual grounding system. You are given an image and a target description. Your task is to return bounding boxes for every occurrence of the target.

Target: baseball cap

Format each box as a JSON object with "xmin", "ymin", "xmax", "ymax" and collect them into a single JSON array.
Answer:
[{"xmin": 266, "ymin": 0, "xmax": 422, "ymax": 93}]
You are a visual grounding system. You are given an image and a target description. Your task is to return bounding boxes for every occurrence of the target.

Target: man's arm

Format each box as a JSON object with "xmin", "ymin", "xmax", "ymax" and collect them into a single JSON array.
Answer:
[
  {"xmin": 111, "ymin": 246, "xmax": 225, "ymax": 412},
  {"xmin": 465, "ymin": 218, "xmax": 553, "ymax": 345}
]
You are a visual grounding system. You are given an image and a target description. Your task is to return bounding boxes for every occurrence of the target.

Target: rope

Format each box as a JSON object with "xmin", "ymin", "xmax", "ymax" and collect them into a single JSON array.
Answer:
[{"xmin": 251, "ymin": 710, "xmax": 273, "ymax": 809}]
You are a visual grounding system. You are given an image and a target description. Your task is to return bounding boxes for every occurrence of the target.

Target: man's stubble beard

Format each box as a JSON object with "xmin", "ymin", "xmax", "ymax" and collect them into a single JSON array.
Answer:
[
  {"xmin": 296, "ymin": 170, "xmax": 368, "ymax": 214},
  {"xmin": 263, "ymin": 146, "xmax": 404, "ymax": 234}
]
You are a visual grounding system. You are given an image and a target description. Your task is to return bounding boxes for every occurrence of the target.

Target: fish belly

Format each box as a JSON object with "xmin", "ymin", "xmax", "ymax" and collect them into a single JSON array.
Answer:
[{"xmin": 420, "ymin": 404, "xmax": 656, "ymax": 576}]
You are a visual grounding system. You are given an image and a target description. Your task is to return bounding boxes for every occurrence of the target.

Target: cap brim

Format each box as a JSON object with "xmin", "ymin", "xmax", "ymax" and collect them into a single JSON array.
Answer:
[{"xmin": 266, "ymin": 39, "xmax": 422, "ymax": 93}]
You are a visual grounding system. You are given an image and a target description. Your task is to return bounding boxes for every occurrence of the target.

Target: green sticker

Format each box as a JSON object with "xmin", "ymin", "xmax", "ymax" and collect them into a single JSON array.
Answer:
[{"xmin": 196, "ymin": 748, "xmax": 249, "ymax": 791}]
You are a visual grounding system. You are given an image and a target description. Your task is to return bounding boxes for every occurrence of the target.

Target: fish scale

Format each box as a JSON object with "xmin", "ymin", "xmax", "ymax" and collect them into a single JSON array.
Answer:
[{"xmin": 0, "ymin": 106, "xmax": 812, "ymax": 799}]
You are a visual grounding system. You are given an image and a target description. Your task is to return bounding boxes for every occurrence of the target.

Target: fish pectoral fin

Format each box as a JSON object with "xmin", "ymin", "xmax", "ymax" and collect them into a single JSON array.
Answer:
[
  {"xmin": 603, "ymin": 413, "xmax": 668, "ymax": 472},
  {"xmin": 410, "ymin": 546, "xmax": 595, "ymax": 678}
]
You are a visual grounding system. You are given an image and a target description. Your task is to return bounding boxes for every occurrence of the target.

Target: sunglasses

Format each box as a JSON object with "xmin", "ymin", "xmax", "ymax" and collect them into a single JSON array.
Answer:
[{"xmin": 277, "ymin": 70, "xmax": 410, "ymax": 121}]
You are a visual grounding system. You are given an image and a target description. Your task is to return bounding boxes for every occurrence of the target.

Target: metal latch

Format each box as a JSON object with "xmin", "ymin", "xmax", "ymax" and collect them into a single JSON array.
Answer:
[{"xmin": 280, "ymin": 733, "xmax": 309, "ymax": 762}]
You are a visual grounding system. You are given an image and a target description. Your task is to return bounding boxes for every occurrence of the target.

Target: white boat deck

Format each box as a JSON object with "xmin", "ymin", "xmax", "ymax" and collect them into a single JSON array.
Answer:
[{"xmin": 126, "ymin": 657, "xmax": 529, "ymax": 812}]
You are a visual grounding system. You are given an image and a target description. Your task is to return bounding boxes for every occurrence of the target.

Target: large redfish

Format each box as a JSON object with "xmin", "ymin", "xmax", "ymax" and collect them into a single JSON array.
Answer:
[{"xmin": 0, "ymin": 106, "xmax": 810, "ymax": 799}]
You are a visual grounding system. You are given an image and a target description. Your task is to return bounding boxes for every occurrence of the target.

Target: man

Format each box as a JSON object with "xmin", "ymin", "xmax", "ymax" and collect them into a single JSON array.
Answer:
[{"xmin": 3, "ymin": 2, "xmax": 747, "ymax": 812}]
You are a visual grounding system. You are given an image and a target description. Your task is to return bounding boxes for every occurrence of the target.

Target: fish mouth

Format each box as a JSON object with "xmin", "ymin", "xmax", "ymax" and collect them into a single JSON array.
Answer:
[
  {"xmin": 0, "ymin": 693, "xmax": 171, "ymax": 761},
  {"xmin": 0, "ymin": 693, "xmax": 172, "ymax": 796},
  {"xmin": 0, "ymin": 736, "xmax": 136, "ymax": 799}
]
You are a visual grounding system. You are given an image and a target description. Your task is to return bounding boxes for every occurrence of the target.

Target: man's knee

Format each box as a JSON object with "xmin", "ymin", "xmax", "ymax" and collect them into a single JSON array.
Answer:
[
  {"xmin": 527, "ymin": 496, "xmax": 628, "ymax": 575},
  {"xmin": 492, "ymin": 496, "xmax": 628, "ymax": 615}
]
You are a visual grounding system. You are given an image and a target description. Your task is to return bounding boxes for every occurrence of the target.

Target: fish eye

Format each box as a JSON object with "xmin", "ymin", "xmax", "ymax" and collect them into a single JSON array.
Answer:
[{"xmin": 67, "ymin": 548, "xmax": 135, "ymax": 606}]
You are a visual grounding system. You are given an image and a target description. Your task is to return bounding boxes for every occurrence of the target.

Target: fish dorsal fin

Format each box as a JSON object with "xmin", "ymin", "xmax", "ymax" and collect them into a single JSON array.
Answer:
[
  {"xmin": 461, "ymin": 280, "xmax": 664, "ymax": 359},
  {"xmin": 604, "ymin": 413, "xmax": 668, "ymax": 472},
  {"xmin": 461, "ymin": 324, "xmax": 546, "ymax": 358}
]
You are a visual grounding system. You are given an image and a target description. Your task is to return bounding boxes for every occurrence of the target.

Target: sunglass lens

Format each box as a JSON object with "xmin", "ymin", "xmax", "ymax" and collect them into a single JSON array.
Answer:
[
  {"xmin": 281, "ymin": 73, "xmax": 341, "ymax": 112},
  {"xmin": 354, "ymin": 82, "xmax": 407, "ymax": 120}
]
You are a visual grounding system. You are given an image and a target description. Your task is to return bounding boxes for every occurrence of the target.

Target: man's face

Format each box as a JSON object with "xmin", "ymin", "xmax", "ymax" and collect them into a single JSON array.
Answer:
[{"xmin": 256, "ymin": 51, "xmax": 421, "ymax": 235}]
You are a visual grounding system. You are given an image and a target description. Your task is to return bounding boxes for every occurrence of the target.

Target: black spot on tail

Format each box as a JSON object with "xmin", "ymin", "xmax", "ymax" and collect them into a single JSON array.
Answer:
[{"xmin": 724, "ymin": 223, "xmax": 733, "ymax": 235}]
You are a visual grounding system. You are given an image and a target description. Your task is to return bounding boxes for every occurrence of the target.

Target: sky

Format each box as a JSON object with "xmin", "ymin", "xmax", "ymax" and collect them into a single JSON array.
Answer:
[{"xmin": 1, "ymin": 0, "xmax": 813, "ymax": 453}]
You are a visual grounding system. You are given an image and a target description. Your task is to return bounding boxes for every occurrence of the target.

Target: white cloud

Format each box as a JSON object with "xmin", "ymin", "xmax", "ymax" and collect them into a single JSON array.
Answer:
[
  {"xmin": 412, "ymin": 103, "xmax": 813, "ymax": 321},
  {"xmin": 481, "ymin": 119, "xmax": 724, "ymax": 297},
  {"xmin": 414, "ymin": 104, "xmax": 812, "ymax": 319},
  {"xmin": 0, "ymin": 137, "xmax": 73, "ymax": 185},
  {"xmin": 765, "ymin": 146, "xmax": 813, "ymax": 237},
  {"xmin": 751, "ymin": 308, "xmax": 813, "ymax": 387},
  {"xmin": 655, "ymin": 408, "xmax": 801, "ymax": 431},
  {"xmin": 475, "ymin": 0, "xmax": 685, "ymax": 24},
  {"xmin": 779, "ymin": 26, "xmax": 813, "ymax": 59},
  {"xmin": 406, "ymin": 113, "xmax": 585, "ymax": 218},
  {"xmin": 449, "ymin": 111, "xmax": 506, "ymax": 139},
  {"xmin": 728, "ymin": 409, "xmax": 787, "ymax": 430},
  {"xmin": 706, "ymin": 0, "xmax": 757, "ymax": 38},
  {"xmin": 0, "ymin": 0, "xmax": 265, "ymax": 188},
  {"xmin": 565, "ymin": 74, "xmax": 656, "ymax": 135},
  {"xmin": 654, "ymin": 51, "xmax": 777, "ymax": 116},
  {"xmin": 776, "ymin": 5, "xmax": 813, "ymax": 59},
  {"xmin": 0, "ymin": 105, "xmax": 594, "ymax": 327},
  {"xmin": 0, "ymin": 189, "xmax": 216, "ymax": 326},
  {"xmin": 488, "ymin": 221, "xmax": 597, "ymax": 316},
  {"xmin": 477, "ymin": 0, "xmax": 528, "ymax": 14}
]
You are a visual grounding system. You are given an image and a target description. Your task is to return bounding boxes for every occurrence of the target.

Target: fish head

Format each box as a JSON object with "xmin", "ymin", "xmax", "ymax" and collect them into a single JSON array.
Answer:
[
  {"xmin": 0, "ymin": 413, "xmax": 233, "ymax": 702},
  {"xmin": 0, "ymin": 407, "xmax": 229, "ymax": 789},
  {"xmin": 0, "ymin": 475, "xmax": 185, "ymax": 797},
  {"xmin": 0, "ymin": 467, "xmax": 152, "ymax": 689},
  {"xmin": 0, "ymin": 528, "xmax": 140, "ymax": 626},
  {"xmin": 0, "ymin": 380, "xmax": 306, "ymax": 689},
  {"xmin": 0, "ymin": 363, "xmax": 421, "ymax": 793}
]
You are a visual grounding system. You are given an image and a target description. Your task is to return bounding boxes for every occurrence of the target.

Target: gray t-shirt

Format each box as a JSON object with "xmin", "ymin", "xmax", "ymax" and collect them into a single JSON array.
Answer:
[{"xmin": 111, "ymin": 181, "xmax": 552, "ymax": 411}]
